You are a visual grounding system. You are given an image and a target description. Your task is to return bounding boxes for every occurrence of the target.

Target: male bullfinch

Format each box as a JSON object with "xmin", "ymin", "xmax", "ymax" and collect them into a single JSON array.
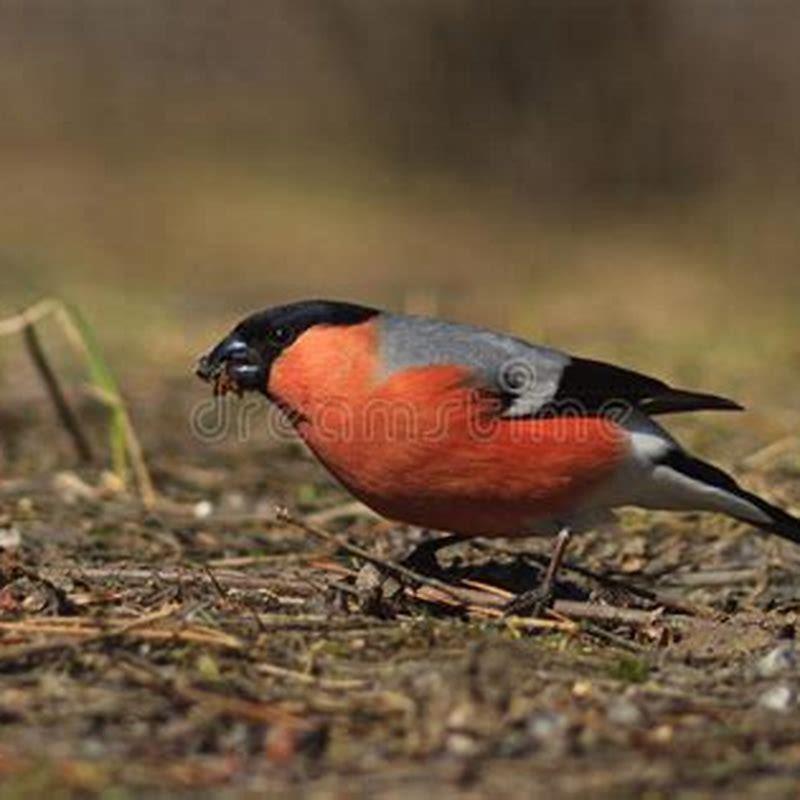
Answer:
[{"xmin": 197, "ymin": 299, "xmax": 800, "ymax": 613}]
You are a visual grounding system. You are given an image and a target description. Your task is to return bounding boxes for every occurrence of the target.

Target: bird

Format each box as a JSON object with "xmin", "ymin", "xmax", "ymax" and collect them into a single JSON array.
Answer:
[{"xmin": 196, "ymin": 299, "xmax": 800, "ymax": 614}]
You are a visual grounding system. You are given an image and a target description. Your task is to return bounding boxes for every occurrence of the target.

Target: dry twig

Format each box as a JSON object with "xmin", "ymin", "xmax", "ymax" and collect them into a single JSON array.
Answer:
[
  {"xmin": 277, "ymin": 509, "xmax": 468, "ymax": 605},
  {"xmin": 22, "ymin": 322, "xmax": 94, "ymax": 464},
  {"xmin": 0, "ymin": 605, "xmax": 242, "ymax": 664}
]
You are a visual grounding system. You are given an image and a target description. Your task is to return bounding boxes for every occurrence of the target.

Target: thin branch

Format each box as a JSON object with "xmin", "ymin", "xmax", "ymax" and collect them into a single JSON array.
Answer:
[
  {"xmin": 0, "ymin": 604, "xmax": 241, "ymax": 664},
  {"xmin": 482, "ymin": 542, "xmax": 714, "ymax": 618},
  {"xmin": 306, "ymin": 501, "xmax": 380, "ymax": 525},
  {"xmin": 550, "ymin": 599, "xmax": 667, "ymax": 626},
  {"xmin": 0, "ymin": 612, "xmax": 243, "ymax": 660},
  {"xmin": 256, "ymin": 661, "xmax": 370, "ymax": 691},
  {"xmin": 23, "ymin": 322, "xmax": 94, "ymax": 464},
  {"xmin": 276, "ymin": 509, "xmax": 468, "ymax": 606},
  {"xmin": 74, "ymin": 565, "xmax": 316, "ymax": 597}
]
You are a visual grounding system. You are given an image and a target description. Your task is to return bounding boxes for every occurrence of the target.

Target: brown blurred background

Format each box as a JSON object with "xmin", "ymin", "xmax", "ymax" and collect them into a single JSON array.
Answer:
[{"xmin": 1, "ymin": 1, "xmax": 799, "ymax": 453}]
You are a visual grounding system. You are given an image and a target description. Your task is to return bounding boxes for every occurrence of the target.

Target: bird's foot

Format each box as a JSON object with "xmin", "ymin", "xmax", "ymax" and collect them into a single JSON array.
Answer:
[
  {"xmin": 504, "ymin": 526, "xmax": 570, "ymax": 617},
  {"xmin": 400, "ymin": 543, "xmax": 444, "ymax": 576},
  {"xmin": 399, "ymin": 534, "xmax": 463, "ymax": 576},
  {"xmin": 503, "ymin": 583, "xmax": 556, "ymax": 618}
]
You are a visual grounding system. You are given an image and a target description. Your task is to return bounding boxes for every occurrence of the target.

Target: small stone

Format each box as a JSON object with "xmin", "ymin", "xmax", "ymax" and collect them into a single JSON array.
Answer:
[
  {"xmin": 758, "ymin": 683, "xmax": 796, "ymax": 713},
  {"xmin": 607, "ymin": 695, "xmax": 644, "ymax": 727},
  {"xmin": 221, "ymin": 492, "xmax": 247, "ymax": 512},
  {"xmin": 446, "ymin": 731, "xmax": 481, "ymax": 757},
  {"xmin": 0, "ymin": 527, "xmax": 21, "ymax": 550},
  {"xmin": 354, "ymin": 563, "xmax": 383, "ymax": 593},
  {"xmin": 98, "ymin": 470, "xmax": 125, "ymax": 496},
  {"xmin": 196, "ymin": 653, "xmax": 221, "ymax": 681},
  {"xmin": 649, "ymin": 724, "xmax": 674, "ymax": 744},
  {"xmin": 253, "ymin": 499, "xmax": 279, "ymax": 520},
  {"xmin": 16, "ymin": 498, "xmax": 34, "ymax": 517},
  {"xmin": 52, "ymin": 472, "xmax": 98, "ymax": 504},
  {"xmin": 572, "ymin": 680, "xmax": 592, "ymax": 698},
  {"xmin": 381, "ymin": 576, "xmax": 403, "ymax": 601},
  {"xmin": 526, "ymin": 710, "xmax": 568, "ymax": 743},
  {"xmin": 757, "ymin": 644, "xmax": 797, "ymax": 678},
  {"xmin": 193, "ymin": 500, "xmax": 214, "ymax": 519},
  {"xmin": 80, "ymin": 738, "xmax": 107, "ymax": 758}
]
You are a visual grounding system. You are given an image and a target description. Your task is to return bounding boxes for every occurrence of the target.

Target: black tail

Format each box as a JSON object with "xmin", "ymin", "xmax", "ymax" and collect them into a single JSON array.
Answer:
[
  {"xmin": 660, "ymin": 450, "xmax": 800, "ymax": 546},
  {"xmin": 642, "ymin": 389, "xmax": 744, "ymax": 416}
]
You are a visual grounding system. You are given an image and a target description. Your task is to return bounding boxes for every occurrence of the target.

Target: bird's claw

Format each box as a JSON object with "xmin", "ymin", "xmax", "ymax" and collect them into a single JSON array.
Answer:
[
  {"xmin": 503, "ymin": 584, "xmax": 555, "ymax": 618},
  {"xmin": 400, "ymin": 545, "xmax": 444, "ymax": 576}
]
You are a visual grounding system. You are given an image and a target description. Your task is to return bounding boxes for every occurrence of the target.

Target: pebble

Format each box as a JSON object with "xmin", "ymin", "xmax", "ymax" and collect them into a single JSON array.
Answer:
[
  {"xmin": 607, "ymin": 695, "xmax": 644, "ymax": 727},
  {"xmin": 446, "ymin": 731, "xmax": 481, "ymax": 757},
  {"xmin": 16, "ymin": 497, "xmax": 34, "ymax": 516},
  {"xmin": 0, "ymin": 527, "xmax": 21, "ymax": 550},
  {"xmin": 98, "ymin": 470, "xmax": 125, "ymax": 496},
  {"xmin": 756, "ymin": 643, "xmax": 797, "ymax": 678},
  {"xmin": 52, "ymin": 471, "xmax": 98, "ymax": 504},
  {"xmin": 355, "ymin": 563, "xmax": 383, "ymax": 593},
  {"xmin": 758, "ymin": 683, "xmax": 796, "ymax": 713},
  {"xmin": 221, "ymin": 491, "xmax": 247, "ymax": 512},
  {"xmin": 526, "ymin": 710, "xmax": 568, "ymax": 743},
  {"xmin": 193, "ymin": 500, "xmax": 214, "ymax": 519}
]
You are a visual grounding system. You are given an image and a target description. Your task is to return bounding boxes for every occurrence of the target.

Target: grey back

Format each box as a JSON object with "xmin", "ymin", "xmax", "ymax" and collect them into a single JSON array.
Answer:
[{"xmin": 377, "ymin": 312, "xmax": 570, "ymax": 417}]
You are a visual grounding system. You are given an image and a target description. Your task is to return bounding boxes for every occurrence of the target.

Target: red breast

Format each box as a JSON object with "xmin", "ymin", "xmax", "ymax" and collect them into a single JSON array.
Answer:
[{"xmin": 268, "ymin": 319, "xmax": 629, "ymax": 536}]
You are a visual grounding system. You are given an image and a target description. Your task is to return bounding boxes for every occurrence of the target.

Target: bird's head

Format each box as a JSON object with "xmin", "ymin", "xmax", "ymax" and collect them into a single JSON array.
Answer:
[{"xmin": 195, "ymin": 299, "xmax": 378, "ymax": 397}]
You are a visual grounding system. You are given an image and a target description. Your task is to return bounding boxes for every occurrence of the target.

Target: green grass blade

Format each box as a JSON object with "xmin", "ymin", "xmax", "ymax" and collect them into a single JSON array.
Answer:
[{"xmin": 61, "ymin": 303, "xmax": 129, "ymax": 485}]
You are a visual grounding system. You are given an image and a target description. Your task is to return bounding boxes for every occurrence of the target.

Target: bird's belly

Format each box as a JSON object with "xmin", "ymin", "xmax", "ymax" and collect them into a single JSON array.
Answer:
[{"xmin": 297, "ymin": 412, "xmax": 629, "ymax": 536}]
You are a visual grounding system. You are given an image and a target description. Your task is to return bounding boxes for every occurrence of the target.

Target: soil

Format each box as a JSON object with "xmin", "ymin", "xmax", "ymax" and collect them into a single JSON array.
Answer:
[{"xmin": 2, "ymin": 381, "xmax": 800, "ymax": 799}]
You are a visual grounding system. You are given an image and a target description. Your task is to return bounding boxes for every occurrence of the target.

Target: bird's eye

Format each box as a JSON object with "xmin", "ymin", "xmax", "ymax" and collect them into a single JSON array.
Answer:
[{"xmin": 269, "ymin": 325, "xmax": 294, "ymax": 347}]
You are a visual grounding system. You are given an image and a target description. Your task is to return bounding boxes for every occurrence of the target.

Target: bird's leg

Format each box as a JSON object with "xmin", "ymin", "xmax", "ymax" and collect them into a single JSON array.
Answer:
[
  {"xmin": 503, "ymin": 527, "xmax": 572, "ymax": 617},
  {"xmin": 401, "ymin": 533, "xmax": 464, "ymax": 575}
]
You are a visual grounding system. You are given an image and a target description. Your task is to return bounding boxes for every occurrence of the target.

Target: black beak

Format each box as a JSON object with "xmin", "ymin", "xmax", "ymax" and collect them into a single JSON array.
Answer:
[{"xmin": 195, "ymin": 333, "xmax": 266, "ymax": 394}]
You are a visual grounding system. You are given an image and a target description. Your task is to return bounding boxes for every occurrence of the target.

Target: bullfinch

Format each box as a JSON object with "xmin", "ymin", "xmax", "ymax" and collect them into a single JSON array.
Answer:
[{"xmin": 196, "ymin": 299, "xmax": 800, "ymax": 613}]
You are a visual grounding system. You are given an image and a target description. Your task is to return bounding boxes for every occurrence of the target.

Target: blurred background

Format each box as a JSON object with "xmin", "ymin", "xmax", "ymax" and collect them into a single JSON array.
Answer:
[{"xmin": 1, "ymin": 1, "xmax": 799, "ymax": 469}]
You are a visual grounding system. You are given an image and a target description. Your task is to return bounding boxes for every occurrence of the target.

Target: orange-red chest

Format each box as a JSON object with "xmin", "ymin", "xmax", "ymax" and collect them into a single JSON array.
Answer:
[{"xmin": 269, "ymin": 320, "xmax": 629, "ymax": 535}]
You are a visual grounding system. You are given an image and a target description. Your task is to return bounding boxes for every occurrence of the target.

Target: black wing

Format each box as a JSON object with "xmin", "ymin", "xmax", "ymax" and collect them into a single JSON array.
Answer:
[{"xmin": 543, "ymin": 357, "xmax": 743, "ymax": 416}]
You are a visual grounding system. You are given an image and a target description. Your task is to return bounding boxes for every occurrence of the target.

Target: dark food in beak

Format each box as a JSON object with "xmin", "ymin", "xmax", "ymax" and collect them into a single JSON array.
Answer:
[{"xmin": 195, "ymin": 335, "xmax": 266, "ymax": 397}]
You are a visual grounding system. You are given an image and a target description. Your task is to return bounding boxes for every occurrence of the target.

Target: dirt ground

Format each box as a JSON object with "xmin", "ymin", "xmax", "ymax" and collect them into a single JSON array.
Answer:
[
  {"xmin": 2, "ymin": 362, "xmax": 800, "ymax": 800},
  {"xmin": 3, "ymin": 7, "xmax": 800, "ymax": 793},
  {"xmin": 2, "ymin": 186, "xmax": 800, "ymax": 797}
]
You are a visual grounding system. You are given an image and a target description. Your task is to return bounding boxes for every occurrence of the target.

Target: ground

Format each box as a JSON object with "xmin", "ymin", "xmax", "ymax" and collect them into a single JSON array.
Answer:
[
  {"xmin": 2, "ymin": 366, "xmax": 800, "ymax": 800},
  {"xmin": 2, "ymin": 157, "xmax": 800, "ymax": 798}
]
